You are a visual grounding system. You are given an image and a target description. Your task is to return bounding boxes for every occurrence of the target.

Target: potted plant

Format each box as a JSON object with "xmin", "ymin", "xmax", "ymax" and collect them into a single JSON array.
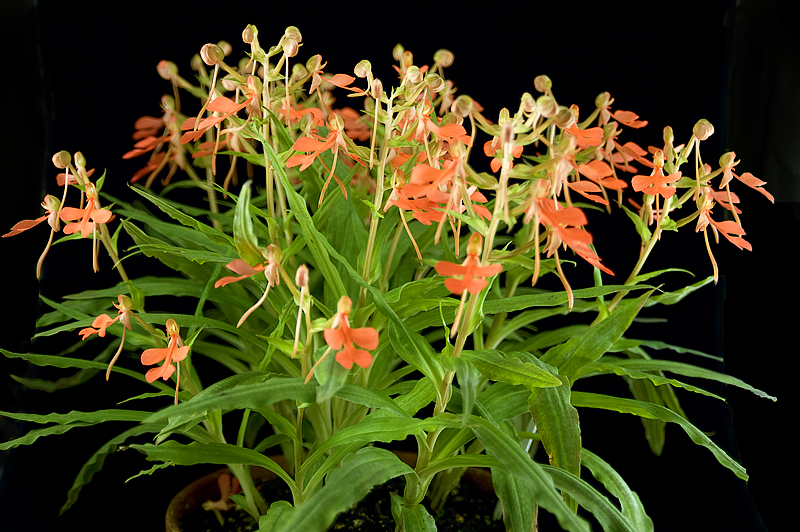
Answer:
[{"xmin": 1, "ymin": 15, "xmax": 776, "ymax": 532}]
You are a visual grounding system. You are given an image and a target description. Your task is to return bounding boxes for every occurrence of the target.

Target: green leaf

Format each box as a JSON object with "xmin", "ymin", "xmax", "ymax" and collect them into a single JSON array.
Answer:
[
  {"xmin": 275, "ymin": 448, "xmax": 414, "ymax": 532},
  {"xmin": 258, "ymin": 501, "xmax": 293, "ymax": 532},
  {"xmin": 391, "ymin": 493, "xmax": 437, "ymax": 532},
  {"xmin": 61, "ymin": 423, "xmax": 164, "ymax": 514},
  {"xmin": 570, "ymin": 392, "xmax": 749, "ymax": 480},
  {"xmin": 471, "ymin": 417, "xmax": 590, "ymax": 532},
  {"xmin": 483, "ymin": 285, "xmax": 652, "ymax": 315},
  {"xmin": 620, "ymin": 204, "xmax": 652, "ymax": 243},
  {"xmin": 543, "ymin": 464, "xmax": 637, "ymax": 532},
  {"xmin": 581, "ymin": 448, "xmax": 654, "ymax": 532},
  {"xmin": 129, "ymin": 184, "xmax": 234, "ymax": 247},
  {"xmin": 492, "ymin": 468, "xmax": 534, "ymax": 532},
  {"xmin": 631, "ymin": 268, "xmax": 693, "ymax": 284},
  {"xmin": 334, "ymin": 384, "xmax": 411, "ymax": 419},
  {"xmin": 130, "ymin": 440, "xmax": 297, "ymax": 494},
  {"xmin": 598, "ymin": 357, "xmax": 776, "ymax": 401},
  {"xmin": 588, "ymin": 360, "xmax": 725, "ymax": 402},
  {"xmin": 0, "ymin": 409, "xmax": 150, "ymax": 426},
  {"xmin": 544, "ymin": 290, "xmax": 653, "ymax": 383},
  {"xmin": 233, "ymin": 180, "xmax": 265, "ymax": 265},
  {"xmin": 528, "ymin": 374, "xmax": 581, "ymax": 513},
  {"xmin": 460, "ymin": 350, "xmax": 563, "ymax": 389},
  {"xmin": 448, "ymin": 356, "xmax": 479, "ymax": 426},
  {"xmin": 644, "ymin": 276, "xmax": 713, "ymax": 306}
]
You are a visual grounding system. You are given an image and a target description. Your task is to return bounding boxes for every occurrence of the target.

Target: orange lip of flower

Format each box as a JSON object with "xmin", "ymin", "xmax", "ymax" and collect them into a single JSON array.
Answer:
[{"xmin": 141, "ymin": 336, "xmax": 189, "ymax": 383}]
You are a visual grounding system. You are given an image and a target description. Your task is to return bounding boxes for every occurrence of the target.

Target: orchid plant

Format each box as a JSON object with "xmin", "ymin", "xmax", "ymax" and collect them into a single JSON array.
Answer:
[{"xmin": 1, "ymin": 24, "xmax": 777, "ymax": 532}]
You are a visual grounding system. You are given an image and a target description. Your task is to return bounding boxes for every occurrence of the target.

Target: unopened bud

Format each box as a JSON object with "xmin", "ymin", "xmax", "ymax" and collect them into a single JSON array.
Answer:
[
  {"xmin": 501, "ymin": 120, "xmax": 514, "ymax": 146},
  {"xmin": 693, "ymin": 119, "xmax": 714, "ymax": 141},
  {"xmin": 265, "ymin": 263, "xmax": 280, "ymax": 286},
  {"xmin": 337, "ymin": 295, "xmax": 353, "ymax": 315},
  {"xmin": 452, "ymin": 95, "xmax": 473, "ymax": 118},
  {"xmin": 354, "ymin": 60, "xmax": 371, "ymax": 78},
  {"xmin": 242, "ymin": 24, "xmax": 257, "ymax": 44},
  {"xmin": 433, "ymin": 49, "xmax": 454, "ymax": 68},
  {"xmin": 553, "ymin": 106, "xmax": 574, "ymax": 128},
  {"xmin": 292, "ymin": 63, "xmax": 308, "ymax": 81},
  {"xmin": 402, "ymin": 51, "xmax": 413, "ymax": 69},
  {"xmin": 283, "ymin": 37, "xmax": 299, "ymax": 57},
  {"xmin": 370, "ymin": 78, "xmax": 383, "ymax": 100},
  {"xmin": 392, "ymin": 44, "xmax": 405, "ymax": 62},
  {"xmin": 200, "ymin": 43, "xmax": 225, "ymax": 66},
  {"xmin": 157, "ymin": 60, "xmax": 178, "ymax": 80},
  {"xmin": 405, "ymin": 65, "xmax": 422, "ymax": 84},
  {"xmin": 218, "ymin": 41, "xmax": 232, "ymax": 56},
  {"xmin": 295, "ymin": 264, "xmax": 309, "ymax": 288},
  {"xmin": 537, "ymin": 95, "xmax": 558, "ymax": 118},
  {"xmin": 284, "ymin": 26, "xmax": 302, "ymax": 43},
  {"xmin": 221, "ymin": 75, "xmax": 239, "ymax": 92},
  {"xmin": 719, "ymin": 151, "xmax": 737, "ymax": 168},
  {"xmin": 73, "ymin": 152, "xmax": 86, "ymax": 168},
  {"xmin": 466, "ymin": 232, "xmax": 483, "ymax": 256},
  {"xmin": 663, "ymin": 125, "xmax": 674, "ymax": 144},
  {"xmin": 534, "ymin": 75, "xmax": 552, "ymax": 93},
  {"xmin": 52, "ymin": 150, "xmax": 71, "ymax": 169},
  {"xmin": 521, "ymin": 92, "xmax": 537, "ymax": 114},
  {"xmin": 594, "ymin": 92, "xmax": 612, "ymax": 108},
  {"xmin": 425, "ymin": 72, "xmax": 445, "ymax": 93},
  {"xmin": 190, "ymin": 54, "xmax": 204, "ymax": 72}
]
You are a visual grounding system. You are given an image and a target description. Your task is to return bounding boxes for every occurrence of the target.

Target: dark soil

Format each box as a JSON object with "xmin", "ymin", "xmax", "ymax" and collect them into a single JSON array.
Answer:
[{"xmin": 181, "ymin": 473, "xmax": 505, "ymax": 532}]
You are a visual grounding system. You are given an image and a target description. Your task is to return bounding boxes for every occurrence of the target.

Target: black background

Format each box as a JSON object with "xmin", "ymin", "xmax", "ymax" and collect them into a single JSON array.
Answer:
[{"xmin": 0, "ymin": 0, "xmax": 794, "ymax": 531}]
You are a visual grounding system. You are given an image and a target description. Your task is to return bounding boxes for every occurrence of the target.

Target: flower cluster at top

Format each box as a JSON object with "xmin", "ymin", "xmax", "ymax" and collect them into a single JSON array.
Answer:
[{"xmin": 5, "ymin": 24, "xmax": 773, "ymax": 397}]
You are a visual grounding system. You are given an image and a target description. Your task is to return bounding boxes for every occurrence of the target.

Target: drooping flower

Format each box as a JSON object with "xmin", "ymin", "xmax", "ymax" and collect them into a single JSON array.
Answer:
[
  {"xmin": 214, "ymin": 246, "xmax": 281, "ymax": 328},
  {"xmin": 3, "ymin": 195, "xmax": 61, "ymax": 238},
  {"xmin": 141, "ymin": 318, "xmax": 189, "ymax": 404},
  {"xmin": 59, "ymin": 182, "xmax": 114, "ymax": 273},
  {"xmin": 78, "ymin": 295, "xmax": 134, "ymax": 380},
  {"xmin": 718, "ymin": 152, "xmax": 774, "ymax": 203},
  {"xmin": 306, "ymin": 296, "xmax": 379, "ymax": 382}
]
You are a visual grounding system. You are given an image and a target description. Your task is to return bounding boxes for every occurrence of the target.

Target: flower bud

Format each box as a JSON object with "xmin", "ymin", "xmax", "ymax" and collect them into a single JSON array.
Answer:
[
  {"xmin": 265, "ymin": 263, "xmax": 280, "ymax": 286},
  {"xmin": 282, "ymin": 37, "xmax": 299, "ymax": 58},
  {"xmin": 74, "ymin": 151, "xmax": 86, "ymax": 168},
  {"xmin": 537, "ymin": 95, "xmax": 558, "ymax": 118},
  {"xmin": 295, "ymin": 264, "xmax": 309, "ymax": 288},
  {"xmin": 42, "ymin": 194, "xmax": 60, "ymax": 212},
  {"xmin": 693, "ymin": 119, "xmax": 714, "ymax": 141},
  {"xmin": 402, "ymin": 51, "xmax": 413, "ymax": 70},
  {"xmin": 521, "ymin": 92, "xmax": 537, "ymax": 114},
  {"xmin": 157, "ymin": 60, "xmax": 178, "ymax": 80},
  {"xmin": 594, "ymin": 92, "xmax": 612, "ymax": 108},
  {"xmin": 405, "ymin": 65, "xmax": 422, "ymax": 84},
  {"xmin": 370, "ymin": 78, "xmax": 383, "ymax": 100},
  {"xmin": 663, "ymin": 125, "xmax": 674, "ymax": 144},
  {"xmin": 433, "ymin": 49, "xmax": 454, "ymax": 68},
  {"xmin": 221, "ymin": 75, "xmax": 239, "ymax": 92},
  {"xmin": 52, "ymin": 150, "xmax": 71, "ymax": 169},
  {"xmin": 392, "ymin": 44, "xmax": 405, "ymax": 62},
  {"xmin": 452, "ymin": 95, "xmax": 473, "ymax": 118},
  {"xmin": 425, "ymin": 72, "xmax": 445, "ymax": 93},
  {"xmin": 218, "ymin": 41, "xmax": 232, "ymax": 57},
  {"xmin": 200, "ymin": 43, "xmax": 225, "ymax": 66},
  {"xmin": 161, "ymin": 95, "xmax": 176, "ymax": 111},
  {"xmin": 501, "ymin": 121, "xmax": 514, "ymax": 146},
  {"xmin": 242, "ymin": 24, "xmax": 257, "ymax": 44},
  {"xmin": 354, "ymin": 60, "xmax": 371, "ymax": 78},
  {"xmin": 190, "ymin": 54, "xmax": 204, "ymax": 72},
  {"xmin": 284, "ymin": 26, "xmax": 302, "ymax": 43},
  {"xmin": 534, "ymin": 75, "xmax": 552, "ymax": 93},
  {"xmin": 553, "ymin": 106, "xmax": 574, "ymax": 128},
  {"xmin": 292, "ymin": 63, "xmax": 308, "ymax": 81}
]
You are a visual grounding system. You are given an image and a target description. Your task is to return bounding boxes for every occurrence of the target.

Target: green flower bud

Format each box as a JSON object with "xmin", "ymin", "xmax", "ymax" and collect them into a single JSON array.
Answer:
[
  {"xmin": 433, "ymin": 49, "xmax": 454, "ymax": 68},
  {"xmin": 200, "ymin": 43, "xmax": 225, "ymax": 66},
  {"xmin": 534, "ymin": 75, "xmax": 552, "ymax": 93},
  {"xmin": 354, "ymin": 60, "xmax": 371, "ymax": 78},
  {"xmin": 595, "ymin": 92, "xmax": 612, "ymax": 108},
  {"xmin": 392, "ymin": 44, "xmax": 405, "ymax": 62},
  {"xmin": 157, "ymin": 60, "xmax": 178, "ymax": 80},
  {"xmin": 537, "ymin": 95, "xmax": 558, "ymax": 118},
  {"xmin": 452, "ymin": 95, "xmax": 473, "ymax": 118},
  {"xmin": 74, "ymin": 151, "xmax": 86, "ymax": 168},
  {"xmin": 242, "ymin": 24, "xmax": 257, "ymax": 44},
  {"xmin": 284, "ymin": 26, "xmax": 302, "ymax": 43},
  {"xmin": 693, "ymin": 119, "xmax": 714, "ymax": 141},
  {"xmin": 52, "ymin": 150, "xmax": 71, "ymax": 169}
]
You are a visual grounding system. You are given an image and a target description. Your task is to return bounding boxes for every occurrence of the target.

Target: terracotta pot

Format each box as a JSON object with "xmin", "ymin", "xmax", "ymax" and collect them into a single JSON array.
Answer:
[{"xmin": 165, "ymin": 451, "xmax": 495, "ymax": 532}]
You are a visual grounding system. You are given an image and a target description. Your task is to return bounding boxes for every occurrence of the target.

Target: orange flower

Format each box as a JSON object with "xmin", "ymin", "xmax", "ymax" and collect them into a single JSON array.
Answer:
[
  {"xmin": 695, "ymin": 190, "xmax": 752, "ymax": 284},
  {"xmin": 435, "ymin": 233, "xmax": 502, "ymax": 337},
  {"xmin": 180, "ymin": 90, "xmax": 255, "ymax": 145},
  {"xmin": 78, "ymin": 295, "xmax": 134, "ymax": 380},
  {"xmin": 718, "ymin": 152, "xmax": 774, "ymax": 203},
  {"xmin": 484, "ymin": 137, "xmax": 523, "ymax": 173},
  {"xmin": 59, "ymin": 182, "xmax": 114, "ymax": 273},
  {"xmin": 214, "ymin": 247, "xmax": 281, "ymax": 328},
  {"xmin": 3, "ymin": 195, "xmax": 60, "ymax": 238},
  {"xmin": 306, "ymin": 296, "xmax": 379, "ymax": 382},
  {"xmin": 141, "ymin": 318, "xmax": 189, "ymax": 404},
  {"xmin": 631, "ymin": 150, "xmax": 681, "ymax": 199}
]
